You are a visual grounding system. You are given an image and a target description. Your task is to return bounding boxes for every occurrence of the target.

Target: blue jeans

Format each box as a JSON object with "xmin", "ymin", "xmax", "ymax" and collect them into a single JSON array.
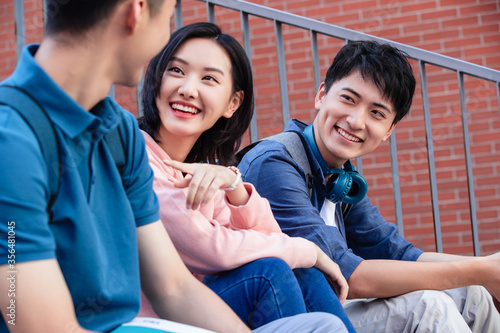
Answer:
[
  {"xmin": 203, "ymin": 258, "xmax": 355, "ymax": 332},
  {"xmin": 294, "ymin": 267, "xmax": 356, "ymax": 333}
]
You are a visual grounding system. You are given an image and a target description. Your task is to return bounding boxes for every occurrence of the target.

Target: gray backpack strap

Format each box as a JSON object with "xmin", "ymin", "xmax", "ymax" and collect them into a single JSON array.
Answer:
[
  {"xmin": 237, "ymin": 131, "xmax": 352, "ymax": 216},
  {"xmin": 263, "ymin": 132, "xmax": 311, "ymax": 176},
  {"xmin": 262, "ymin": 131, "xmax": 314, "ymax": 197},
  {"xmin": 268, "ymin": 132, "xmax": 352, "ymax": 217},
  {"xmin": 236, "ymin": 130, "xmax": 314, "ymax": 197}
]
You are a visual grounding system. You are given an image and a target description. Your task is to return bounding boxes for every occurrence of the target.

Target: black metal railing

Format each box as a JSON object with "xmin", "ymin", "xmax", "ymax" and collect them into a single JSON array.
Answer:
[{"xmin": 174, "ymin": 0, "xmax": 500, "ymax": 255}]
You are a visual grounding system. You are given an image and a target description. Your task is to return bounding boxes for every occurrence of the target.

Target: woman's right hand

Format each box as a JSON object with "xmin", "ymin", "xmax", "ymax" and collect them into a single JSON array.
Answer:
[
  {"xmin": 164, "ymin": 160, "xmax": 248, "ymax": 209},
  {"xmin": 312, "ymin": 244, "xmax": 349, "ymax": 304}
]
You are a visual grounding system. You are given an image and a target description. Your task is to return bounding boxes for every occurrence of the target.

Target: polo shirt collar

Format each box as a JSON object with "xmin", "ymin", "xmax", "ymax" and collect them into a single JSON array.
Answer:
[{"xmin": 9, "ymin": 44, "xmax": 120, "ymax": 138}]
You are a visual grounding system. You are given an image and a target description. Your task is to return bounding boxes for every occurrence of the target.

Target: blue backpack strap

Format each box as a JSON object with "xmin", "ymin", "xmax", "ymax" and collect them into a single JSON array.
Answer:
[
  {"xmin": 104, "ymin": 122, "xmax": 126, "ymax": 176},
  {"xmin": 0, "ymin": 85, "xmax": 127, "ymax": 222},
  {"xmin": 0, "ymin": 85, "xmax": 61, "ymax": 214}
]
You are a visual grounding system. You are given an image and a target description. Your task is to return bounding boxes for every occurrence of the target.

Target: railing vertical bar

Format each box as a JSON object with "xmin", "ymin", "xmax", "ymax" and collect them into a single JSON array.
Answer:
[
  {"xmin": 310, "ymin": 30, "xmax": 321, "ymax": 94},
  {"xmin": 457, "ymin": 71, "xmax": 480, "ymax": 256},
  {"xmin": 274, "ymin": 21, "xmax": 290, "ymax": 128},
  {"xmin": 207, "ymin": 2, "xmax": 216, "ymax": 23},
  {"xmin": 169, "ymin": 0, "xmax": 183, "ymax": 116},
  {"xmin": 351, "ymin": 34, "xmax": 362, "ymax": 175},
  {"xmin": 14, "ymin": 0, "xmax": 25, "ymax": 61},
  {"xmin": 241, "ymin": 11, "xmax": 258, "ymax": 143},
  {"xmin": 174, "ymin": 0, "xmax": 183, "ymax": 29},
  {"xmin": 108, "ymin": 85, "xmax": 115, "ymax": 100},
  {"xmin": 419, "ymin": 61, "xmax": 443, "ymax": 252},
  {"xmin": 193, "ymin": 0, "xmax": 500, "ymax": 82},
  {"xmin": 497, "ymin": 82, "xmax": 500, "ymax": 119},
  {"xmin": 136, "ymin": 75, "xmax": 145, "ymax": 117},
  {"xmin": 388, "ymin": 131, "xmax": 404, "ymax": 236},
  {"xmin": 173, "ymin": 0, "xmax": 500, "ymax": 254},
  {"xmin": 355, "ymin": 157, "xmax": 363, "ymax": 175}
]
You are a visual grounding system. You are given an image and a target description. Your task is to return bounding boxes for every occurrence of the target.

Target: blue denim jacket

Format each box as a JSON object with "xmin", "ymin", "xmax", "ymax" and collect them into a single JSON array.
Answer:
[{"xmin": 238, "ymin": 119, "xmax": 423, "ymax": 280}]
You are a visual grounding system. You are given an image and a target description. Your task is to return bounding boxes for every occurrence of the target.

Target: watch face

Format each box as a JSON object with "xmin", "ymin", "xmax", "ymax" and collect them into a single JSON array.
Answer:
[{"xmin": 228, "ymin": 165, "xmax": 240, "ymax": 174}]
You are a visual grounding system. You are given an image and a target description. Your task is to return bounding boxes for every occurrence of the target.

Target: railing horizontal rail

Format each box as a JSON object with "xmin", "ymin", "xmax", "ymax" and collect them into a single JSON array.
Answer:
[
  {"xmin": 9, "ymin": 0, "xmax": 497, "ymax": 256},
  {"xmin": 199, "ymin": 0, "xmax": 500, "ymax": 83},
  {"xmin": 184, "ymin": 0, "xmax": 500, "ymax": 256}
]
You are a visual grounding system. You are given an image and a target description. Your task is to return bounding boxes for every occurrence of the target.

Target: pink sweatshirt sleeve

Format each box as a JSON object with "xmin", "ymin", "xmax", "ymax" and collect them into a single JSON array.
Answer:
[
  {"xmin": 142, "ymin": 132, "xmax": 317, "ymax": 275},
  {"xmin": 212, "ymin": 182, "xmax": 282, "ymax": 234}
]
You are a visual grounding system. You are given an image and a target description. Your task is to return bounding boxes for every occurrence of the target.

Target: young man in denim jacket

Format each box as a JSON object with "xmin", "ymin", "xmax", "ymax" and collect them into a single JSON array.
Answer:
[{"xmin": 238, "ymin": 40, "xmax": 500, "ymax": 333}]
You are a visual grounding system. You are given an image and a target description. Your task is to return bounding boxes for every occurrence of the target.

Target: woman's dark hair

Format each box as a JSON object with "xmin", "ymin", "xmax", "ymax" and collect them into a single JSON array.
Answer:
[
  {"xmin": 139, "ymin": 22, "xmax": 254, "ymax": 166},
  {"xmin": 324, "ymin": 40, "xmax": 416, "ymax": 125},
  {"xmin": 44, "ymin": 0, "xmax": 164, "ymax": 36}
]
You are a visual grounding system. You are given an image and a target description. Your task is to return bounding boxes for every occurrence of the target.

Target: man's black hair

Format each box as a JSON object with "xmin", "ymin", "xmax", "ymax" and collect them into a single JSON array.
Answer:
[
  {"xmin": 324, "ymin": 40, "xmax": 416, "ymax": 124},
  {"xmin": 44, "ymin": 0, "xmax": 164, "ymax": 36}
]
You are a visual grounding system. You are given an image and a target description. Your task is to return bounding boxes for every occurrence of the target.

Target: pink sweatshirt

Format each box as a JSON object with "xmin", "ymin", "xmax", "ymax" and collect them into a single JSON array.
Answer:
[{"xmin": 142, "ymin": 131, "xmax": 317, "ymax": 278}]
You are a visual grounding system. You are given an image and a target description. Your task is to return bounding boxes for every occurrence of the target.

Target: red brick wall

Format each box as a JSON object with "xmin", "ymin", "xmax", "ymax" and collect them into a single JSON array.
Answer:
[
  {"xmin": 1, "ymin": 0, "xmax": 499, "ymax": 255},
  {"xmin": 176, "ymin": 0, "xmax": 500, "ymax": 256}
]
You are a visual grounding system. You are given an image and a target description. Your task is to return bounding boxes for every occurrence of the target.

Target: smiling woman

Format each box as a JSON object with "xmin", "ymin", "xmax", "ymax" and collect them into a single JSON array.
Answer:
[
  {"xmin": 154, "ymin": 37, "xmax": 242, "ymax": 161},
  {"xmin": 140, "ymin": 22, "xmax": 254, "ymax": 167},
  {"xmin": 137, "ymin": 22, "xmax": 354, "ymax": 332}
]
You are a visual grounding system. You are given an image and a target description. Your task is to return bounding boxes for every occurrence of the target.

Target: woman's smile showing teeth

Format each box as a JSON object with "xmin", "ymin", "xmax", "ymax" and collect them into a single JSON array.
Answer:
[
  {"xmin": 171, "ymin": 103, "xmax": 200, "ymax": 115},
  {"xmin": 336, "ymin": 126, "xmax": 362, "ymax": 142}
]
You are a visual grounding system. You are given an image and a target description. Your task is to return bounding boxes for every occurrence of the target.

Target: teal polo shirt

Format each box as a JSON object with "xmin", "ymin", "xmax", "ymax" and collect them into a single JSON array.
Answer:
[{"xmin": 0, "ymin": 45, "xmax": 160, "ymax": 332}]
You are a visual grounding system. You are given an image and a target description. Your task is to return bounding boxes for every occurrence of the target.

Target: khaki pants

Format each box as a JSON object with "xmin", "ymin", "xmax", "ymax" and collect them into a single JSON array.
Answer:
[
  {"xmin": 344, "ymin": 286, "xmax": 500, "ymax": 333},
  {"xmin": 254, "ymin": 312, "xmax": 348, "ymax": 333}
]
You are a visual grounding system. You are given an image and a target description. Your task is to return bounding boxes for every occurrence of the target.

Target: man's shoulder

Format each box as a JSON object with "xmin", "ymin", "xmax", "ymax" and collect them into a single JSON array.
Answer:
[
  {"xmin": 239, "ymin": 135, "xmax": 311, "ymax": 182},
  {"xmin": 238, "ymin": 120, "xmax": 313, "ymax": 177},
  {"xmin": 0, "ymin": 100, "xmax": 41, "ymax": 147},
  {"xmin": 238, "ymin": 137, "xmax": 292, "ymax": 166},
  {"xmin": 104, "ymin": 97, "xmax": 135, "ymax": 123},
  {"xmin": 103, "ymin": 98, "xmax": 141, "ymax": 145},
  {"xmin": 240, "ymin": 120, "xmax": 306, "ymax": 157},
  {"xmin": 240, "ymin": 131, "xmax": 309, "ymax": 164}
]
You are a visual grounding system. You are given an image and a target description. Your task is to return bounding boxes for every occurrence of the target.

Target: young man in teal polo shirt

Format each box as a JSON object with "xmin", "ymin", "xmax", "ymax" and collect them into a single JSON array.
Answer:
[{"xmin": 0, "ymin": 1, "xmax": 347, "ymax": 332}]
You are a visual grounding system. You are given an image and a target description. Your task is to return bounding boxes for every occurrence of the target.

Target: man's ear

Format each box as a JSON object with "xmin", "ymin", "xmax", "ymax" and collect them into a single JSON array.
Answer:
[
  {"xmin": 382, "ymin": 124, "xmax": 396, "ymax": 142},
  {"xmin": 314, "ymin": 82, "xmax": 326, "ymax": 110},
  {"xmin": 125, "ymin": 0, "xmax": 146, "ymax": 34},
  {"xmin": 222, "ymin": 91, "xmax": 244, "ymax": 118}
]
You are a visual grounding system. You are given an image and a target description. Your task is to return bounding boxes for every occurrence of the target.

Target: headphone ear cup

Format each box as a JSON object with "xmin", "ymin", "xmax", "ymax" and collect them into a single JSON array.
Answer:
[
  {"xmin": 326, "ymin": 171, "xmax": 352, "ymax": 204},
  {"xmin": 342, "ymin": 171, "xmax": 368, "ymax": 204}
]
